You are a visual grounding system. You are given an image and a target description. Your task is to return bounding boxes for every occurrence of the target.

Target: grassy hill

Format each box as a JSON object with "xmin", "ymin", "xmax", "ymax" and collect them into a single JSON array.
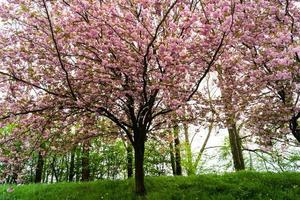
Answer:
[{"xmin": 1, "ymin": 171, "xmax": 300, "ymax": 200}]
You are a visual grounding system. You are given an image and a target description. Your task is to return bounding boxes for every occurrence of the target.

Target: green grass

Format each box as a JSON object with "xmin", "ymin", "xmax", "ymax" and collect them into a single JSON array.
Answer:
[{"xmin": 1, "ymin": 171, "xmax": 300, "ymax": 200}]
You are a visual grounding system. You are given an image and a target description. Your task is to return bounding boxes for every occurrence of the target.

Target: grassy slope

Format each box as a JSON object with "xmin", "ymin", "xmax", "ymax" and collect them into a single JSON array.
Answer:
[{"xmin": 1, "ymin": 171, "xmax": 300, "ymax": 200}]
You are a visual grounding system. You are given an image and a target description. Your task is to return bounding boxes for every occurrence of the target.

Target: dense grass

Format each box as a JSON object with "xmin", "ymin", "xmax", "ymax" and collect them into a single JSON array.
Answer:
[{"xmin": 1, "ymin": 171, "xmax": 300, "ymax": 200}]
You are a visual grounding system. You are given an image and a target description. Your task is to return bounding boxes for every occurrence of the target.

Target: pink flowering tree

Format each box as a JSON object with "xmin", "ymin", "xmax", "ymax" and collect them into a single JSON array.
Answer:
[
  {"xmin": 0, "ymin": 0, "xmax": 233, "ymax": 194},
  {"xmin": 232, "ymin": 0, "xmax": 300, "ymax": 145},
  {"xmin": 188, "ymin": 0, "xmax": 300, "ymax": 170}
]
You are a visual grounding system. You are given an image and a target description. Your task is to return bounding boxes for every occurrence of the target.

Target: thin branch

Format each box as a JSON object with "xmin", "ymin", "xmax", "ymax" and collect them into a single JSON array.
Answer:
[
  {"xmin": 0, "ymin": 70, "xmax": 67, "ymax": 98},
  {"xmin": 186, "ymin": 31, "xmax": 226, "ymax": 102},
  {"xmin": 42, "ymin": 0, "xmax": 77, "ymax": 100}
]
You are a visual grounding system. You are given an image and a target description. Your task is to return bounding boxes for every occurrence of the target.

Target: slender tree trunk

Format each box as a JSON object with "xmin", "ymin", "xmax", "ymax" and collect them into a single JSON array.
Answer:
[
  {"xmin": 183, "ymin": 123, "xmax": 195, "ymax": 175},
  {"xmin": 81, "ymin": 142, "xmax": 90, "ymax": 181},
  {"xmin": 69, "ymin": 148, "xmax": 75, "ymax": 182},
  {"xmin": 126, "ymin": 143, "xmax": 133, "ymax": 178},
  {"xmin": 44, "ymin": 159, "xmax": 48, "ymax": 183},
  {"xmin": 75, "ymin": 149, "xmax": 81, "ymax": 182},
  {"xmin": 193, "ymin": 122, "xmax": 213, "ymax": 171},
  {"xmin": 35, "ymin": 152, "xmax": 44, "ymax": 183},
  {"xmin": 42, "ymin": 158, "xmax": 48, "ymax": 183},
  {"xmin": 169, "ymin": 142, "xmax": 176, "ymax": 175},
  {"xmin": 174, "ymin": 125, "xmax": 182, "ymax": 175},
  {"xmin": 30, "ymin": 162, "xmax": 33, "ymax": 183},
  {"xmin": 58, "ymin": 156, "xmax": 65, "ymax": 182},
  {"xmin": 228, "ymin": 123, "xmax": 245, "ymax": 171},
  {"xmin": 51, "ymin": 156, "xmax": 59, "ymax": 182},
  {"xmin": 65, "ymin": 155, "xmax": 69, "ymax": 182},
  {"xmin": 217, "ymin": 65, "xmax": 245, "ymax": 171},
  {"xmin": 249, "ymin": 152, "xmax": 253, "ymax": 170},
  {"xmin": 50, "ymin": 166, "xmax": 54, "ymax": 183}
]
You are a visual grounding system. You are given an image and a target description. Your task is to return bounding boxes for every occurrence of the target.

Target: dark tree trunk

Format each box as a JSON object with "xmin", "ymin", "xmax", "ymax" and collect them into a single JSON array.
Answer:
[
  {"xmin": 169, "ymin": 142, "xmax": 176, "ymax": 176},
  {"xmin": 35, "ymin": 152, "xmax": 44, "ymax": 183},
  {"xmin": 126, "ymin": 143, "xmax": 133, "ymax": 178},
  {"xmin": 50, "ymin": 166, "xmax": 54, "ymax": 183},
  {"xmin": 69, "ymin": 149, "xmax": 75, "ymax": 182},
  {"xmin": 133, "ymin": 129, "xmax": 146, "ymax": 195},
  {"xmin": 11, "ymin": 172, "xmax": 18, "ymax": 184},
  {"xmin": 30, "ymin": 162, "xmax": 33, "ymax": 183},
  {"xmin": 133, "ymin": 142, "xmax": 145, "ymax": 195},
  {"xmin": 174, "ymin": 125, "xmax": 182, "ymax": 175},
  {"xmin": 51, "ymin": 156, "xmax": 59, "ymax": 182},
  {"xmin": 75, "ymin": 149, "xmax": 81, "ymax": 182},
  {"xmin": 81, "ymin": 142, "xmax": 90, "ymax": 181},
  {"xmin": 43, "ymin": 159, "xmax": 48, "ymax": 183},
  {"xmin": 290, "ymin": 113, "xmax": 300, "ymax": 142},
  {"xmin": 228, "ymin": 123, "xmax": 245, "ymax": 171}
]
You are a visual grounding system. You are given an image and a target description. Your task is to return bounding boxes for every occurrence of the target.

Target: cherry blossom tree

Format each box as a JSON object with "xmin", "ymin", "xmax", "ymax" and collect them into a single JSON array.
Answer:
[
  {"xmin": 231, "ymin": 0, "xmax": 300, "ymax": 146},
  {"xmin": 0, "ymin": 0, "xmax": 233, "ymax": 194},
  {"xmin": 189, "ymin": 0, "xmax": 300, "ymax": 171}
]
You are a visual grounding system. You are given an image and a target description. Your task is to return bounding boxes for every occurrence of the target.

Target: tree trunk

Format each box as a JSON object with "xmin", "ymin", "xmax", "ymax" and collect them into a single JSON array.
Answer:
[
  {"xmin": 174, "ymin": 125, "xmax": 182, "ymax": 175},
  {"xmin": 75, "ymin": 149, "xmax": 81, "ymax": 182},
  {"xmin": 290, "ymin": 113, "xmax": 300, "ymax": 142},
  {"xmin": 183, "ymin": 123, "xmax": 195, "ymax": 175},
  {"xmin": 69, "ymin": 148, "xmax": 75, "ymax": 182},
  {"xmin": 169, "ymin": 142, "xmax": 176, "ymax": 175},
  {"xmin": 193, "ymin": 122, "xmax": 213, "ymax": 171},
  {"xmin": 30, "ymin": 162, "xmax": 33, "ymax": 183},
  {"xmin": 228, "ymin": 123, "xmax": 245, "ymax": 171},
  {"xmin": 43, "ymin": 159, "xmax": 48, "ymax": 183},
  {"xmin": 133, "ymin": 142, "xmax": 145, "ymax": 195},
  {"xmin": 217, "ymin": 64, "xmax": 245, "ymax": 171},
  {"xmin": 133, "ymin": 128, "xmax": 146, "ymax": 195},
  {"xmin": 126, "ymin": 143, "xmax": 133, "ymax": 178},
  {"xmin": 35, "ymin": 152, "xmax": 44, "ymax": 183},
  {"xmin": 51, "ymin": 156, "xmax": 59, "ymax": 182},
  {"xmin": 50, "ymin": 166, "xmax": 54, "ymax": 183},
  {"xmin": 81, "ymin": 142, "xmax": 90, "ymax": 181}
]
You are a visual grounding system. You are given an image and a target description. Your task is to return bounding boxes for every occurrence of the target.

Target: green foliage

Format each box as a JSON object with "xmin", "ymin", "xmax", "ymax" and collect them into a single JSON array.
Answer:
[
  {"xmin": 220, "ymin": 136, "xmax": 231, "ymax": 159},
  {"xmin": 90, "ymin": 139, "xmax": 127, "ymax": 179},
  {"xmin": 0, "ymin": 124, "xmax": 16, "ymax": 136},
  {"xmin": 1, "ymin": 171, "xmax": 300, "ymax": 200},
  {"xmin": 288, "ymin": 153, "xmax": 300, "ymax": 162},
  {"xmin": 144, "ymin": 140, "xmax": 171, "ymax": 176}
]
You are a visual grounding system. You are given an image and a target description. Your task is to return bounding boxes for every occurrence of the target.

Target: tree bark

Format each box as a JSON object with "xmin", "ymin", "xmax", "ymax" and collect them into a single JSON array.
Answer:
[
  {"xmin": 133, "ymin": 142, "xmax": 145, "ymax": 195},
  {"xmin": 51, "ymin": 156, "xmax": 59, "ymax": 182},
  {"xmin": 183, "ymin": 123, "xmax": 195, "ymax": 175},
  {"xmin": 81, "ymin": 142, "xmax": 90, "ymax": 181},
  {"xmin": 43, "ymin": 159, "xmax": 48, "ymax": 183},
  {"xmin": 35, "ymin": 152, "xmax": 44, "ymax": 183},
  {"xmin": 169, "ymin": 142, "xmax": 176, "ymax": 175},
  {"xmin": 126, "ymin": 143, "xmax": 133, "ymax": 178},
  {"xmin": 174, "ymin": 125, "xmax": 182, "ymax": 175},
  {"xmin": 69, "ymin": 148, "xmax": 75, "ymax": 182},
  {"xmin": 217, "ymin": 63, "xmax": 245, "ymax": 171},
  {"xmin": 133, "ymin": 128, "xmax": 146, "ymax": 195},
  {"xmin": 75, "ymin": 149, "xmax": 81, "ymax": 182},
  {"xmin": 194, "ymin": 122, "xmax": 213, "ymax": 171},
  {"xmin": 290, "ymin": 113, "xmax": 300, "ymax": 142},
  {"xmin": 228, "ymin": 123, "xmax": 245, "ymax": 171}
]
